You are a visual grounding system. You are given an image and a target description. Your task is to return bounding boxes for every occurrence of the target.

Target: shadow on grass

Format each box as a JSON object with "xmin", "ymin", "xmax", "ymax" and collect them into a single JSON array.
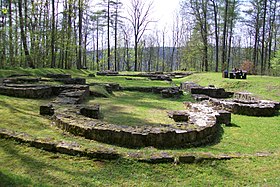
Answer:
[
  {"xmin": 1, "ymin": 141, "xmax": 71, "ymax": 186},
  {"xmin": 0, "ymin": 171, "xmax": 33, "ymax": 186},
  {"xmin": 226, "ymin": 123, "xmax": 241, "ymax": 128},
  {"xmin": 99, "ymin": 104, "xmax": 171, "ymax": 127}
]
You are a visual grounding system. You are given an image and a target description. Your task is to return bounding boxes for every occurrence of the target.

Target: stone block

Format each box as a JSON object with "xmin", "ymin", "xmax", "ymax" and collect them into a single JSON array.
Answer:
[
  {"xmin": 192, "ymin": 94, "xmax": 210, "ymax": 101},
  {"xmin": 216, "ymin": 110, "xmax": 231, "ymax": 125},
  {"xmin": 55, "ymin": 78, "xmax": 86, "ymax": 85},
  {"xmin": 178, "ymin": 155, "xmax": 196, "ymax": 163},
  {"xmin": 161, "ymin": 88, "xmax": 183, "ymax": 98},
  {"xmin": 31, "ymin": 138, "xmax": 57, "ymax": 151},
  {"xmin": 168, "ymin": 111, "xmax": 189, "ymax": 122},
  {"xmin": 40, "ymin": 104, "xmax": 54, "ymax": 115},
  {"xmin": 80, "ymin": 105, "xmax": 100, "ymax": 119},
  {"xmin": 96, "ymin": 70, "xmax": 119, "ymax": 76}
]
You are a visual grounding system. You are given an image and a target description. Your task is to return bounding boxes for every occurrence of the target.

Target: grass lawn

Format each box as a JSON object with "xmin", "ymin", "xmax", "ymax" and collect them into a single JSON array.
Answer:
[{"xmin": 0, "ymin": 69, "xmax": 280, "ymax": 186}]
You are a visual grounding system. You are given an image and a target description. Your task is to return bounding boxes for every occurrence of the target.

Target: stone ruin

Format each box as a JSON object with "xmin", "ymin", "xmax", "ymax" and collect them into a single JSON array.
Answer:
[
  {"xmin": 181, "ymin": 81, "xmax": 233, "ymax": 100},
  {"xmin": 80, "ymin": 104, "xmax": 100, "ymax": 119},
  {"xmin": 43, "ymin": 74, "xmax": 86, "ymax": 85},
  {"xmin": 95, "ymin": 71, "xmax": 193, "ymax": 81},
  {"xmin": 96, "ymin": 70, "xmax": 119, "ymax": 76},
  {"xmin": 0, "ymin": 84, "xmax": 52, "ymax": 98},
  {"xmin": 209, "ymin": 92, "xmax": 280, "ymax": 117},
  {"xmin": 46, "ymin": 96, "xmax": 229, "ymax": 148},
  {"xmin": 161, "ymin": 87, "xmax": 183, "ymax": 98},
  {"xmin": 122, "ymin": 86, "xmax": 183, "ymax": 98},
  {"xmin": 168, "ymin": 101, "xmax": 231, "ymax": 126},
  {"xmin": 149, "ymin": 74, "xmax": 172, "ymax": 81},
  {"xmin": 0, "ymin": 73, "xmax": 246, "ymax": 149}
]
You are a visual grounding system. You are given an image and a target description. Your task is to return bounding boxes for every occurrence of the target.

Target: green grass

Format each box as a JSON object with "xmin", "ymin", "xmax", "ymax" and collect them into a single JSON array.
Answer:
[
  {"xmin": 174, "ymin": 72, "xmax": 280, "ymax": 101},
  {"xmin": 87, "ymin": 91, "xmax": 193, "ymax": 126},
  {"xmin": 0, "ymin": 69, "xmax": 280, "ymax": 186},
  {"xmin": 87, "ymin": 75, "xmax": 172, "ymax": 87},
  {"xmin": 1, "ymin": 140, "xmax": 280, "ymax": 186}
]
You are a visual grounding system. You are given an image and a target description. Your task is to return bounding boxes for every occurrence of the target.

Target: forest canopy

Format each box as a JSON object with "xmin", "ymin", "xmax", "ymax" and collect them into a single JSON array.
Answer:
[{"xmin": 0, "ymin": 0, "xmax": 279, "ymax": 75}]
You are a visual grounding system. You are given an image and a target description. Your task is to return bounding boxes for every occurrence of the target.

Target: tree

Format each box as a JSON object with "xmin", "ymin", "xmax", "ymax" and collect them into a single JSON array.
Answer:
[
  {"xmin": 51, "ymin": 0, "xmax": 56, "ymax": 68},
  {"xmin": 221, "ymin": 0, "xmax": 229, "ymax": 71},
  {"xmin": 18, "ymin": 0, "xmax": 34, "ymax": 68},
  {"xmin": 127, "ymin": 0, "xmax": 153, "ymax": 71},
  {"xmin": 189, "ymin": 0, "xmax": 209, "ymax": 71},
  {"xmin": 77, "ymin": 0, "xmax": 83, "ymax": 69},
  {"xmin": 209, "ymin": 0, "xmax": 219, "ymax": 72}
]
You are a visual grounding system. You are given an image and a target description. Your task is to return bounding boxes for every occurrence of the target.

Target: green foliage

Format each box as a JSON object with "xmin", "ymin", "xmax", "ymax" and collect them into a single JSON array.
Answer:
[{"xmin": 271, "ymin": 50, "xmax": 280, "ymax": 76}]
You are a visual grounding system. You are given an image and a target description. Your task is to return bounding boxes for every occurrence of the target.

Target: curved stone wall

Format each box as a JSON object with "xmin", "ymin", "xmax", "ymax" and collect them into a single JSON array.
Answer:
[
  {"xmin": 0, "ymin": 85, "xmax": 52, "ymax": 98},
  {"xmin": 52, "ymin": 102, "xmax": 223, "ymax": 148}
]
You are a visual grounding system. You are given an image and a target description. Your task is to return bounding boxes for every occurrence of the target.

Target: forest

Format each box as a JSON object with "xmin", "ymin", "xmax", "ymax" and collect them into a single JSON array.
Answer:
[{"xmin": 0, "ymin": 0, "xmax": 279, "ymax": 75}]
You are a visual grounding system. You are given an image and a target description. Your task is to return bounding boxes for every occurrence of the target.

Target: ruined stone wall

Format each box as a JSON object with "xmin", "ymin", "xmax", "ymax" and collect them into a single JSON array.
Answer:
[{"xmin": 0, "ymin": 85, "xmax": 52, "ymax": 98}]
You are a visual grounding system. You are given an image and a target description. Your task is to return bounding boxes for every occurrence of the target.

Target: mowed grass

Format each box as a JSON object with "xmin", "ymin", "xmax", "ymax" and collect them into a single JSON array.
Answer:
[
  {"xmin": 174, "ymin": 72, "xmax": 280, "ymax": 101},
  {"xmin": 87, "ymin": 91, "xmax": 193, "ymax": 126},
  {"xmin": 0, "ymin": 69, "xmax": 280, "ymax": 186},
  {"xmin": 1, "ymin": 140, "xmax": 280, "ymax": 186}
]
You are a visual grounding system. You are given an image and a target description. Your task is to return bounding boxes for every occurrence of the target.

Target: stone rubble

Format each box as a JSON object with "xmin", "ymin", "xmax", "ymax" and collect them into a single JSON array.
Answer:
[{"xmin": 180, "ymin": 81, "xmax": 233, "ymax": 99}]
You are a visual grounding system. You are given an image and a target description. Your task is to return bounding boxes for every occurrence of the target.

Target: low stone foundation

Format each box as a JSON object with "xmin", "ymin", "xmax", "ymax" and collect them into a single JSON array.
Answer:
[
  {"xmin": 0, "ymin": 128, "xmax": 120, "ymax": 160},
  {"xmin": 209, "ymin": 98, "xmax": 280, "ymax": 117},
  {"xmin": 168, "ymin": 101, "xmax": 231, "ymax": 126},
  {"xmin": 96, "ymin": 70, "xmax": 119, "ymax": 76},
  {"xmin": 51, "ymin": 85, "xmax": 89, "ymax": 96},
  {"xmin": 122, "ymin": 86, "xmax": 180, "ymax": 93},
  {"xmin": 53, "ymin": 88, "xmax": 89, "ymax": 105},
  {"xmin": 45, "ymin": 73, "xmax": 71, "ymax": 79},
  {"xmin": 0, "ymin": 84, "xmax": 52, "ymax": 98},
  {"xmin": 161, "ymin": 87, "xmax": 183, "ymax": 98},
  {"xmin": 149, "ymin": 75, "xmax": 172, "ymax": 81},
  {"xmin": 3, "ymin": 77, "xmax": 41, "ymax": 84},
  {"xmin": 54, "ymin": 78, "xmax": 86, "ymax": 85},
  {"xmin": 80, "ymin": 105, "xmax": 100, "ymax": 119},
  {"xmin": 181, "ymin": 82, "xmax": 233, "ymax": 99},
  {"xmin": 52, "ymin": 99, "xmax": 224, "ymax": 148}
]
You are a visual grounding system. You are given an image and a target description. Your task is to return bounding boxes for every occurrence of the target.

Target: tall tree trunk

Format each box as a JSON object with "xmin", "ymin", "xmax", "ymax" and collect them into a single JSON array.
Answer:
[
  {"xmin": 260, "ymin": 0, "xmax": 267, "ymax": 75},
  {"xmin": 107, "ymin": 0, "xmax": 110, "ymax": 70},
  {"xmin": 134, "ymin": 40, "xmax": 138, "ymax": 71},
  {"xmin": 203, "ymin": 0, "xmax": 208, "ymax": 71},
  {"xmin": 77, "ymin": 0, "xmax": 83, "ymax": 69},
  {"xmin": 114, "ymin": 2, "xmax": 118, "ymax": 71},
  {"xmin": 96, "ymin": 18, "xmax": 100, "ymax": 71},
  {"xmin": 8, "ymin": 0, "xmax": 14, "ymax": 66},
  {"xmin": 211, "ymin": 0, "xmax": 219, "ymax": 72},
  {"xmin": 267, "ymin": 0, "xmax": 276, "ymax": 70},
  {"xmin": 51, "ymin": 0, "xmax": 56, "ymax": 68},
  {"xmin": 18, "ymin": 0, "xmax": 34, "ymax": 68},
  {"xmin": 221, "ymin": 0, "xmax": 228, "ymax": 72},
  {"xmin": 162, "ymin": 31, "xmax": 165, "ymax": 71}
]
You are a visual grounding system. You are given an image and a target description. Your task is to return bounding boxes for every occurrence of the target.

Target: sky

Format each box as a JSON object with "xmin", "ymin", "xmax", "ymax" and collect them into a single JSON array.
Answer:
[
  {"xmin": 90, "ymin": 0, "xmax": 182, "ymax": 46},
  {"xmin": 122, "ymin": 0, "xmax": 181, "ymax": 30}
]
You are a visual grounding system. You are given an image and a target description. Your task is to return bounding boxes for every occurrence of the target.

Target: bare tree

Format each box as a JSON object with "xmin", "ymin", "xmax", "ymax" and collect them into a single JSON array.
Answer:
[
  {"xmin": 127, "ymin": 0, "xmax": 153, "ymax": 71},
  {"xmin": 121, "ymin": 24, "xmax": 132, "ymax": 71},
  {"xmin": 209, "ymin": 0, "xmax": 219, "ymax": 72}
]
